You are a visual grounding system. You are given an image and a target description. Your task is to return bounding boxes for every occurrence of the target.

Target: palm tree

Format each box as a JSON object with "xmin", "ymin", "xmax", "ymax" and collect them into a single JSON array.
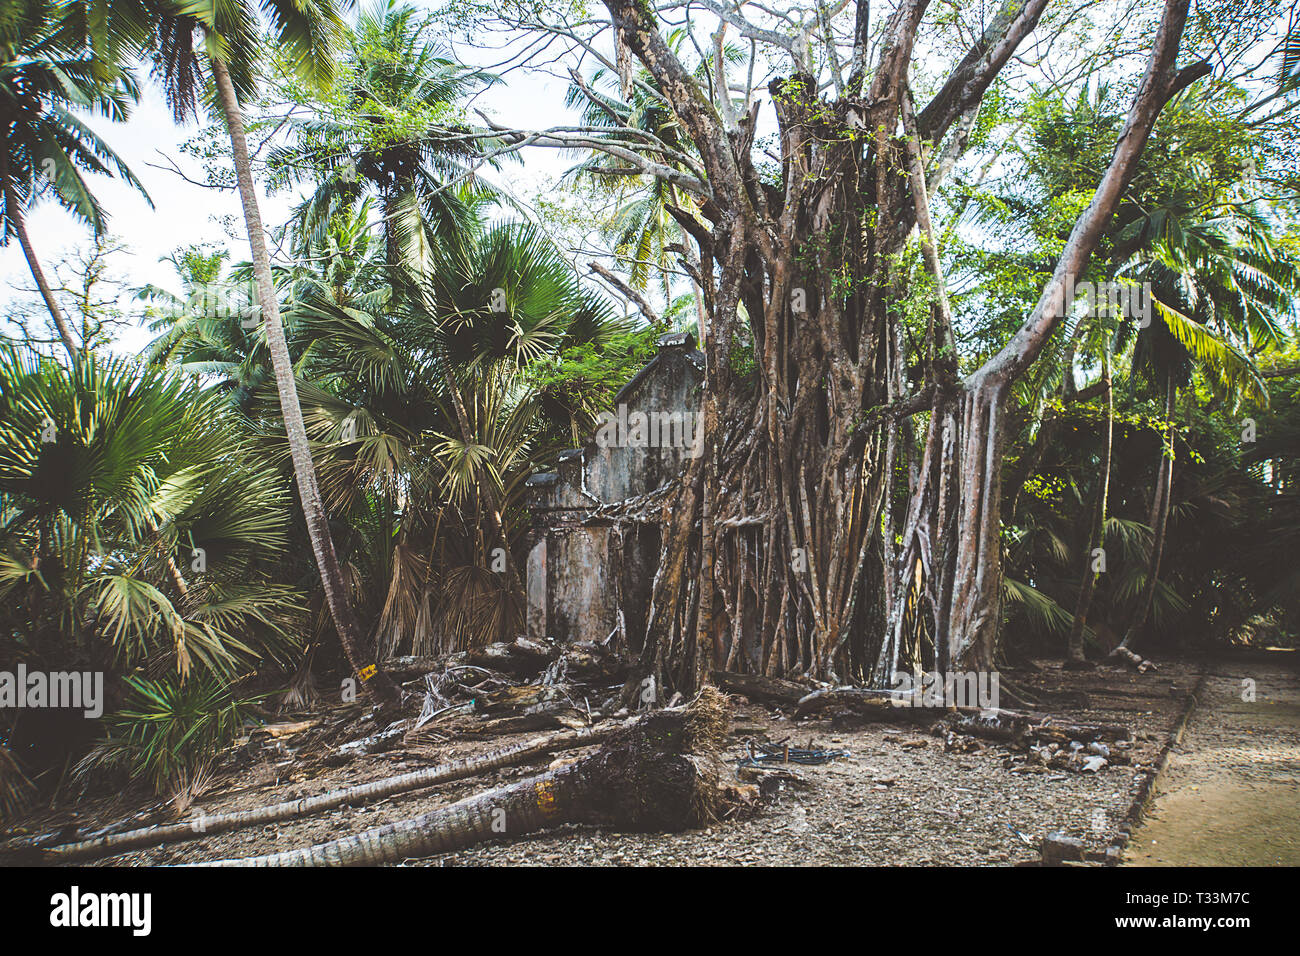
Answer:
[
  {"xmin": 0, "ymin": 0, "xmax": 148, "ymax": 360},
  {"xmin": 1114, "ymin": 208, "xmax": 1300, "ymax": 652},
  {"xmin": 1064, "ymin": 344, "xmax": 1113, "ymax": 666},
  {"xmin": 268, "ymin": 0, "xmax": 505, "ymax": 279},
  {"xmin": 0, "ymin": 345, "xmax": 301, "ymax": 670},
  {"xmin": 282, "ymin": 214, "xmax": 628, "ymax": 653},
  {"xmin": 563, "ymin": 48, "xmax": 725, "ymax": 322},
  {"xmin": 139, "ymin": 245, "xmax": 272, "ymax": 410},
  {"xmin": 0, "ymin": 344, "xmax": 302, "ymax": 793},
  {"xmin": 65, "ymin": 0, "xmax": 401, "ymax": 703}
]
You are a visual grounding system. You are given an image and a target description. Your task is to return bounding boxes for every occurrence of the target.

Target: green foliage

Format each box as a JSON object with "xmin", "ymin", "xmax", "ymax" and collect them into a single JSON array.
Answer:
[
  {"xmin": 0, "ymin": 347, "xmax": 302, "ymax": 677},
  {"xmin": 89, "ymin": 674, "xmax": 263, "ymax": 796},
  {"xmin": 526, "ymin": 324, "xmax": 664, "ymax": 436},
  {"xmin": 0, "ymin": 1, "xmax": 148, "ymax": 236}
]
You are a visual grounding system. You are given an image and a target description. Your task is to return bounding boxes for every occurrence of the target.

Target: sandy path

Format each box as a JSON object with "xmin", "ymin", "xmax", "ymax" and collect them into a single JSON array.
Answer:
[{"xmin": 1125, "ymin": 652, "xmax": 1300, "ymax": 866}]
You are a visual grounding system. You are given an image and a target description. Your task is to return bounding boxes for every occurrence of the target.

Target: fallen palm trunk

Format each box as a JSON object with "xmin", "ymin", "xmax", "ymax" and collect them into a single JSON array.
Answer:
[
  {"xmin": 197, "ymin": 688, "xmax": 730, "ymax": 867},
  {"xmin": 36, "ymin": 726, "xmax": 615, "ymax": 864}
]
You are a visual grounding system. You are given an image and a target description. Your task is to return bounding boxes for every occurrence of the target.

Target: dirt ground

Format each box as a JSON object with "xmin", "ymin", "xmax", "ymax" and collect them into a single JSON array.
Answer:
[
  {"xmin": 1124, "ymin": 653, "xmax": 1300, "ymax": 866},
  {"xmin": 4, "ymin": 656, "xmax": 1248, "ymax": 867}
]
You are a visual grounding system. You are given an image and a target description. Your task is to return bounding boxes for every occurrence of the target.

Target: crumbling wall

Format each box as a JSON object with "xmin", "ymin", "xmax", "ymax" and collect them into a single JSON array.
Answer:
[{"xmin": 526, "ymin": 334, "xmax": 703, "ymax": 646}]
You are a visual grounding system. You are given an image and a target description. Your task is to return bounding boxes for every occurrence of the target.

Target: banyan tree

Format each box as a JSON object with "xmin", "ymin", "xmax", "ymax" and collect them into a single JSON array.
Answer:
[{"xmin": 478, "ymin": 0, "xmax": 1213, "ymax": 698}]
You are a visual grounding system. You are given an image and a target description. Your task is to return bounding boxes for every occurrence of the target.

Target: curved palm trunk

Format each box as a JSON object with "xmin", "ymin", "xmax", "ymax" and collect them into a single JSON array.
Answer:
[
  {"xmin": 6, "ymin": 190, "xmax": 79, "ymax": 361},
  {"xmin": 209, "ymin": 56, "xmax": 399, "ymax": 706},
  {"xmin": 36, "ymin": 727, "xmax": 611, "ymax": 863},
  {"xmin": 198, "ymin": 690, "xmax": 728, "ymax": 866}
]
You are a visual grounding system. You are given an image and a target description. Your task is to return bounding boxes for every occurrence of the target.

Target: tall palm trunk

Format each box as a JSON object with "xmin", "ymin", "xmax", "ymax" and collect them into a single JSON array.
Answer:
[
  {"xmin": 5, "ymin": 187, "xmax": 79, "ymax": 361},
  {"xmin": 1065, "ymin": 360, "xmax": 1113, "ymax": 666},
  {"xmin": 1118, "ymin": 375, "xmax": 1177, "ymax": 652},
  {"xmin": 209, "ymin": 55, "xmax": 399, "ymax": 706}
]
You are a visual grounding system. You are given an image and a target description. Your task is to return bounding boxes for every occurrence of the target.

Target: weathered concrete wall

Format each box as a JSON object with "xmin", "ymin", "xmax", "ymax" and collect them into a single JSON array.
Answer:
[
  {"xmin": 585, "ymin": 345, "xmax": 704, "ymax": 503},
  {"xmin": 544, "ymin": 526, "xmax": 617, "ymax": 645},
  {"xmin": 526, "ymin": 538, "xmax": 547, "ymax": 642},
  {"xmin": 526, "ymin": 334, "xmax": 703, "ymax": 645}
]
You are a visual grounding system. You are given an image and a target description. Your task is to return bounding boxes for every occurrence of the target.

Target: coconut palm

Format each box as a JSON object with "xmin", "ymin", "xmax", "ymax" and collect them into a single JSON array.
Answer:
[
  {"xmin": 139, "ymin": 245, "xmax": 273, "ymax": 409},
  {"xmin": 562, "ymin": 40, "xmax": 739, "ymax": 307},
  {"xmin": 0, "ymin": 0, "xmax": 148, "ymax": 360},
  {"xmin": 268, "ymin": 0, "xmax": 505, "ymax": 279},
  {"xmin": 1112, "ymin": 206, "xmax": 1300, "ymax": 652},
  {"xmin": 67, "ymin": 0, "xmax": 402, "ymax": 703}
]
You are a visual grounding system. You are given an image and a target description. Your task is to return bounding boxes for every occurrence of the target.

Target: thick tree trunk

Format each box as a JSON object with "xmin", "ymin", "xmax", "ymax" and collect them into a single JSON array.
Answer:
[
  {"xmin": 599, "ymin": 0, "xmax": 1201, "ymax": 694},
  {"xmin": 209, "ymin": 55, "xmax": 399, "ymax": 706},
  {"xmin": 915, "ymin": 0, "xmax": 1204, "ymax": 673},
  {"xmin": 896, "ymin": 380, "xmax": 1008, "ymax": 675},
  {"xmin": 6, "ymin": 191, "xmax": 79, "ymax": 361}
]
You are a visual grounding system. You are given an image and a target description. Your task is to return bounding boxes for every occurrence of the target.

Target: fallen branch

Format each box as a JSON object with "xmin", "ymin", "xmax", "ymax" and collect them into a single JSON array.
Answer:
[
  {"xmin": 795, "ymin": 687, "xmax": 1128, "ymax": 745},
  {"xmin": 196, "ymin": 688, "xmax": 731, "ymax": 867},
  {"xmin": 458, "ymin": 637, "xmax": 559, "ymax": 677},
  {"xmin": 795, "ymin": 686, "xmax": 944, "ymax": 718},
  {"xmin": 710, "ymin": 670, "xmax": 812, "ymax": 707},
  {"xmin": 34, "ymin": 726, "xmax": 616, "ymax": 864},
  {"xmin": 1109, "ymin": 646, "xmax": 1158, "ymax": 673}
]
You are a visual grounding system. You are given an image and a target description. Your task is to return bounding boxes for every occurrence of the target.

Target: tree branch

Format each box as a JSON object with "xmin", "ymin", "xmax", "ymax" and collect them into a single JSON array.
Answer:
[
  {"xmin": 975, "ymin": 0, "xmax": 1208, "ymax": 387},
  {"xmin": 588, "ymin": 261, "xmax": 662, "ymax": 324},
  {"xmin": 917, "ymin": 0, "xmax": 1051, "ymax": 145}
]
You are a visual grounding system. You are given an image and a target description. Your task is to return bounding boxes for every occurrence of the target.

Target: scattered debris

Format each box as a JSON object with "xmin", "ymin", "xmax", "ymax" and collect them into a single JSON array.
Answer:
[
  {"xmin": 736, "ymin": 741, "xmax": 850, "ymax": 767},
  {"xmin": 201, "ymin": 689, "xmax": 733, "ymax": 866}
]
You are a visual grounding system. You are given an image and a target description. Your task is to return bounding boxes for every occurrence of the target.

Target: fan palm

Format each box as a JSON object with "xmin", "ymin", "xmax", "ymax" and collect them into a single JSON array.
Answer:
[
  {"xmin": 0, "ymin": 345, "xmax": 301, "ymax": 674},
  {"xmin": 0, "ymin": 345, "xmax": 302, "ymax": 793},
  {"xmin": 280, "ymin": 217, "xmax": 628, "ymax": 653}
]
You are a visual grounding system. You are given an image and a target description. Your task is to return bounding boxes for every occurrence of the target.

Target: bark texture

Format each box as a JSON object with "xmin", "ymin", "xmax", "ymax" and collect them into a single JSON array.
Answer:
[
  {"xmin": 209, "ymin": 54, "xmax": 399, "ymax": 705},
  {"xmin": 596, "ymin": 0, "xmax": 1202, "ymax": 693},
  {"xmin": 39, "ymin": 726, "xmax": 611, "ymax": 863}
]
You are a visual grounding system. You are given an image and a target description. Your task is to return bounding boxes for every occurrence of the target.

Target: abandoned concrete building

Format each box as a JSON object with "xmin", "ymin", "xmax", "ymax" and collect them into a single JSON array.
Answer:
[{"xmin": 525, "ymin": 332, "xmax": 704, "ymax": 650}]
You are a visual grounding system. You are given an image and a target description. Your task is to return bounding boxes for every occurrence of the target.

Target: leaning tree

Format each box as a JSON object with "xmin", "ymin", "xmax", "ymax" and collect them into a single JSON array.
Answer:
[{"xmin": 450, "ymin": 0, "xmax": 1219, "ymax": 696}]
